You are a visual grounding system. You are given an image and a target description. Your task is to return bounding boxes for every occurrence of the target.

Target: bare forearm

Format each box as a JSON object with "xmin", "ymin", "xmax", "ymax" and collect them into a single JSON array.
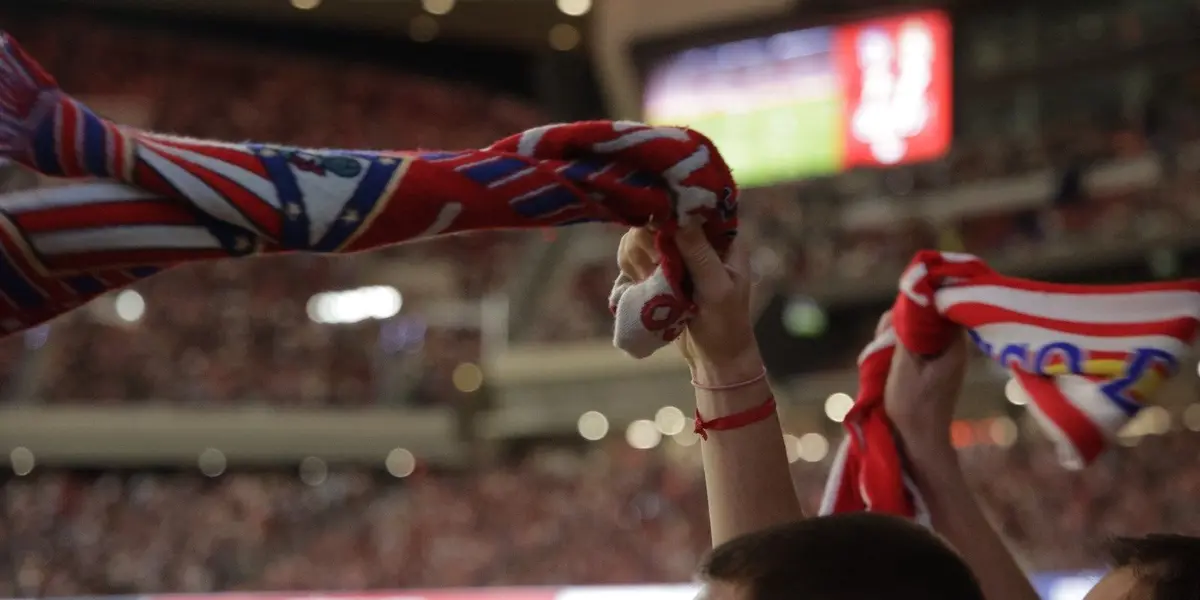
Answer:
[
  {"xmin": 695, "ymin": 354, "xmax": 804, "ymax": 546},
  {"xmin": 906, "ymin": 445, "xmax": 1040, "ymax": 600}
]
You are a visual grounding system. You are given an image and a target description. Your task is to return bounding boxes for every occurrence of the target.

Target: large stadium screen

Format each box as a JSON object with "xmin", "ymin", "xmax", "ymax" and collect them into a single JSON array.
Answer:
[{"xmin": 641, "ymin": 10, "xmax": 952, "ymax": 188}]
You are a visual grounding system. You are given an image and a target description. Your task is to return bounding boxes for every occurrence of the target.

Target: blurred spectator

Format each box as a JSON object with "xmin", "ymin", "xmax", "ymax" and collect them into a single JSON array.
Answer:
[{"xmin": 6, "ymin": 428, "xmax": 1200, "ymax": 595}]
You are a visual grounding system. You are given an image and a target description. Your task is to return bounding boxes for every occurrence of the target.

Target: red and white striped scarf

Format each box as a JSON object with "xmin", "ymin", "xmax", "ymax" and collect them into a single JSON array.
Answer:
[{"xmin": 820, "ymin": 250, "xmax": 1200, "ymax": 520}]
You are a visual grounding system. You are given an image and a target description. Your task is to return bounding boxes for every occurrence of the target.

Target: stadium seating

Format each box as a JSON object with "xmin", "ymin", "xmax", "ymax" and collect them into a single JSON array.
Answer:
[
  {"xmin": 2, "ymin": 10, "xmax": 1199, "ymax": 411},
  {"xmin": 5, "ymin": 7, "xmax": 1200, "ymax": 600},
  {"xmin": 5, "ymin": 429, "xmax": 1200, "ymax": 595}
]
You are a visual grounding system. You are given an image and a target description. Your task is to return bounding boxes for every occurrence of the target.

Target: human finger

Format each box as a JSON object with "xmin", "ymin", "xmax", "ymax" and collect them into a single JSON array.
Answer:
[
  {"xmin": 617, "ymin": 228, "xmax": 658, "ymax": 280},
  {"xmin": 894, "ymin": 329, "xmax": 968, "ymax": 376},
  {"xmin": 629, "ymin": 227, "xmax": 659, "ymax": 262},
  {"xmin": 928, "ymin": 331, "xmax": 969, "ymax": 372},
  {"xmin": 675, "ymin": 226, "xmax": 731, "ymax": 297},
  {"xmin": 725, "ymin": 237, "xmax": 750, "ymax": 280}
]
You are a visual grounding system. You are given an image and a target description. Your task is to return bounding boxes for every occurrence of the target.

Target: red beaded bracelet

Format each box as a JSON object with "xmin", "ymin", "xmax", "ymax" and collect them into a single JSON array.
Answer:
[{"xmin": 694, "ymin": 396, "xmax": 777, "ymax": 441}]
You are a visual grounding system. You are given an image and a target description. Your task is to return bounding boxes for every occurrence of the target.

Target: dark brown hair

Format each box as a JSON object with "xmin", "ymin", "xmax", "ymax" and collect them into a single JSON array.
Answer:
[
  {"xmin": 1109, "ymin": 534, "xmax": 1200, "ymax": 600},
  {"xmin": 698, "ymin": 513, "xmax": 985, "ymax": 600}
]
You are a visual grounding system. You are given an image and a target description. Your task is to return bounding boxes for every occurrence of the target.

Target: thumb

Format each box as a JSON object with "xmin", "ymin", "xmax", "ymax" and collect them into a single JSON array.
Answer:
[
  {"xmin": 927, "ymin": 332, "xmax": 969, "ymax": 378},
  {"xmin": 889, "ymin": 332, "xmax": 965, "ymax": 375},
  {"xmin": 887, "ymin": 340, "xmax": 921, "ymax": 383},
  {"xmin": 726, "ymin": 237, "xmax": 750, "ymax": 281},
  {"xmin": 889, "ymin": 331, "xmax": 968, "ymax": 394},
  {"xmin": 675, "ymin": 226, "xmax": 729, "ymax": 296}
]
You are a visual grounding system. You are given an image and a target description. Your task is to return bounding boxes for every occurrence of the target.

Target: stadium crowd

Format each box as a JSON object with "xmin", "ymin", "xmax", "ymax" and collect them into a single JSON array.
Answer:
[
  {"xmin": 0, "ymin": 11, "xmax": 538, "ymax": 407},
  {"xmin": 0, "ymin": 8, "xmax": 1197, "ymax": 409},
  {"xmin": 4, "ymin": 428, "xmax": 1200, "ymax": 596},
  {"xmin": 3, "ymin": 6, "xmax": 1200, "ymax": 600}
]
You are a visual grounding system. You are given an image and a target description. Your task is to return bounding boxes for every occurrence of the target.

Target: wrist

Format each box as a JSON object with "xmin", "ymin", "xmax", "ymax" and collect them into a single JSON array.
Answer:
[
  {"xmin": 691, "ymin": 349, "xmax": 764, "ymax": 387},
  {"xmin": 693, "ymin": 395, "xmax": 777, "ymax": 441},
  {"xmin": 693, "ymin": 373, "xmax": 772, "ymax": 417},
  {"xmin": 900, "ymin": 436, "xmax": 959, "ymax": 471}
]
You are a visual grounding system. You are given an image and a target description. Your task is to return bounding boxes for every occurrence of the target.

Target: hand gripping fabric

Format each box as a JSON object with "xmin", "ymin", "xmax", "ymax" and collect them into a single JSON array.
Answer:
[
  {"xmin": 0, "ymin": 33, "xmax": 737, "ymax": 350},
  {"xmin": 820, "ymin": 250, "xmax": 1200, "ymax": 520}
]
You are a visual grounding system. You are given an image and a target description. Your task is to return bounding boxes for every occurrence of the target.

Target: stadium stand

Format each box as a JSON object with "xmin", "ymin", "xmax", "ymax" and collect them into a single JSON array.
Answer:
[
  {"xmin": 6, "ymin": 430, "xmax": 1200, "ymax": 596},
  {"xmin": 4, "ymin": 2, "xmax": 1200, "ymax": 599},
  {"xmin": 4, "ymin": 6, "xmax": 1200, "ymax": 406}
]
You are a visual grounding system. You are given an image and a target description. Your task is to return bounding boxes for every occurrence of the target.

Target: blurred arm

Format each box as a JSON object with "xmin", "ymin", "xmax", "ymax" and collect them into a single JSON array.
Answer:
[
  {"xmin": 884, "ymin": 328, "xmax": 1041, "ymax": 600},
  {"xmin": 904, "ymin": 441, "xmax": 1041, "ymax": 600}
]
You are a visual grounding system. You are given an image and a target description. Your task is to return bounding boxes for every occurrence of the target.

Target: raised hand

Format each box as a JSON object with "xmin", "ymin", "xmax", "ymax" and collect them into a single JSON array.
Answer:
[
  {"xmin": 879, "ymin": 310, "xmax": 968, "ymax": 458},
  {"xmin": 616, "ymin": 226, "xmax": 760, "ymax": 385}
]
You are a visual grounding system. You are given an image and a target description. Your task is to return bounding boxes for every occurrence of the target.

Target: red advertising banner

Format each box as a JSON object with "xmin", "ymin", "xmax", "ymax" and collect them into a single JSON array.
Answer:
[{"xmin": 832, "ymin": 10, "xmax": 953, "ymax": 169}]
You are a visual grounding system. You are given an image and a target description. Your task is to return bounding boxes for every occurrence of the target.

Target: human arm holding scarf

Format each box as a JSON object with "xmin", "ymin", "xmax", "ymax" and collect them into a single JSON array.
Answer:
[
  {"xmin": 618, "ymin": 227, "xmax": 801, "ymax": 546},
  {"xmin": 882, "ymin": 311, "xmax": 1041, "ymax": 600}
]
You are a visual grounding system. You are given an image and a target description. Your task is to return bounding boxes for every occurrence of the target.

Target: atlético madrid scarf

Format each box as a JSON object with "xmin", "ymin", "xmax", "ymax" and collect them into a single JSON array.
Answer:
[
  {"xmin": 821, "ymin": 250, "xmax": 1200, "ymax": 520},
  {"xmin": 0, "ymin": 32, "xmax": 734, "ymax": 357}
]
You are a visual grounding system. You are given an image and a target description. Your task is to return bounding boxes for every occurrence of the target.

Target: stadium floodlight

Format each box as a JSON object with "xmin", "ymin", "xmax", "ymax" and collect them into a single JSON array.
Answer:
[
  {"xmin": 1184, "ymin": 404, "xmax": 1200, "ymax": 432},
  {"xmin": 198, "ymin": 448, "xmax": 227, "ymax": 478},
  {"xmin": 798, "ymin": 432, "xmax": 830, "ymax": 462},
  {"xmin": 654, "ymin": 406, "xmax": 686, "ymax": 435},
  {"xmin": 306, "ymin": 286, "xmax": 402, "ymax": 324},
  {"xmin": 10, "ymin": 447, "xmax": 34, "ymax": 476},
  {"xmin": 625, "ymin": 419, "xmax": 662, "ymax": 449},
  {"xmin": 824, "ymin": 392, "xmax": 854, "ymax": 422},
  {"xmin": 577, "ymin": 411, "xmax": 609, "ymax": 441},
  {"xmin": 114, "ymin": 289, "xmax": 146, "ymax": 322},
  {"xmin": 386, "ymin": 448, "xmax": 417, "ymax": 478},
  {"xmin": 548, "ymin": 24, "xmax": 581, "ymax": 51},
  {"xmin": 421, "ymin": 0, "xmax": 455, "ymax": 16},
  {"xmin": 410, "ymin": 15, "xmax": 439, "ymax": 42},
  {"xmin": 556, "ymin": 0, "xmax": 592, "ymax": 17},
  {"xmin": 1004, "ymin": 378, "xmax": 1029, "ymax": 406}
]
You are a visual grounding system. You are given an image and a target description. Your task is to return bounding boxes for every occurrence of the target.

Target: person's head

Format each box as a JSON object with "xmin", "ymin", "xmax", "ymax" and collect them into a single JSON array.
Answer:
[
  {"xmin": 1085, "ymin": 535, "xmax": 1200, "ymax": 600},
  {"xmin": 697, "ymin": 513, "xmax": 985, "ymax": 600}
]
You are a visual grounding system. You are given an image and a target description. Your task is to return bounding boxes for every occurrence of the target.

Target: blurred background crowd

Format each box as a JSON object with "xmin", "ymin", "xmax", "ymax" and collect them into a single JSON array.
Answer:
[
  {"xmin": 7, "ymin": 432, "xmax": 1200, "ymax": 596},
  {"xmin": 3, "ymin": 0, "xmax": 1200, "ymax": 597}
]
